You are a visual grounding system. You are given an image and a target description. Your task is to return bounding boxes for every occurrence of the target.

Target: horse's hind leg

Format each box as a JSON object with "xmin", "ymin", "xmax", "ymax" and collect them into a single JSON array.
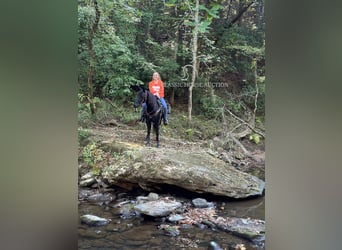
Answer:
[{"xmin": 145, "ymin": 120, "xmax": 151, "ymax": 146}]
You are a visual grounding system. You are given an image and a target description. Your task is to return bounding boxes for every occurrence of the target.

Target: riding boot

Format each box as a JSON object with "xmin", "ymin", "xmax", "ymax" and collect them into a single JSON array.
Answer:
[{"xmin": 163, "ymin": 115, "xmax": 168, "ymax": 125}]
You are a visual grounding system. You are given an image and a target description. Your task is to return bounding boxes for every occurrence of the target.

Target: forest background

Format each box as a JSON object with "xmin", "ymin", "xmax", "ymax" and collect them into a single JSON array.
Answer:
[{"xmin": 78, "ymin": 0, "xmax": 265, "ymax": 136}]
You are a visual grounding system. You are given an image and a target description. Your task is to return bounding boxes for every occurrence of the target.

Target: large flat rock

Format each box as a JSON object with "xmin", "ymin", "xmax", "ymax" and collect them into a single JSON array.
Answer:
[
  {"xmin": 103, "ymin": 145, "xmax": 264, "ymax": 199},
  {"xmin": 134, "ymin": 200, "xmax": 182, "ymax": 217}
]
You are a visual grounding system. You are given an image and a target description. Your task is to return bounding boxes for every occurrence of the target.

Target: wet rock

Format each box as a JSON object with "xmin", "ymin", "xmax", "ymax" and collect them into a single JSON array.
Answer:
[
  {"xmin": 168, "ymin": 214, "xmax": 184, "ymax": 222},
  {"xmin": 79, "ymin": 178, "xmax": 96, "ymax": 187},
  {"xmin": 180, "ymin": 224, "xmax": 193, "ymax": 229},
  {"xmin": 192, "ymin": 198, "xmax": 213, "ymax": 208},
  {"xmin": 147, "ymin": 192, "xmax": 159, "ymax": 201},
  {"xmin": 113, "ymin": 200, "xmax": 131, "ymax": 208},
  {"xmin": 136, "ymin": 196, "xmax": 149, "ymax": 204},
  {"xmin": 165, "ymin": 226, "xmax": 180, "ymax": 237},
  {"xmin": 202, "ymin": 220, "xmax": 216, "ymax": 229},
  {"xmin": 208, "ymin": 241, "xmax": 223, "ymax": 250},
  {"xmin": 80, "ymin": 214, "xmax": 109, "ymax": 226},
  {"xmin": 136, "ymin": 192, "xmax": 159, "ymax": 204},
  {"xmin": 80, "ymin": 171, "xmax": 96, "ymax": 187},
  {"xmin": 87, "ymin": 193, "xmax": 115, "ymax": 204},
  {"xmin": 158, "ymin": 224, "xmax": 180, "ymax": 237},
  {"xmin": 81, "ymin": 171, "xmax": 94, "ymax": 180},
  {"xmin": 78, "ymin": 189, "xmax": 95, "ymax": 200},
  {"xmin": 214, "ymin": 217, "xmax": 265, "ymax": 241},
  {"xmin": 134, "ymin": 200, "xmax": 182, "ymax": 217},
  {"xmin": 195, "ymin": 223, "xmax": 207, "ymax": 229},
  {"xmin": 119, "ymin": 203, "xmax": 136, "ymax": 219}
]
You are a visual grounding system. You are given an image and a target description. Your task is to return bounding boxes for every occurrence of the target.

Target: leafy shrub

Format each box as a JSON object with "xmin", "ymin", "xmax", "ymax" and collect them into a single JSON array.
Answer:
[
  {"xmin": 249, "ymin": 133, "xmax": 261, "ymax": 144},
  {"xmin": 199, "ymin": 96, "xmax": 224, "ymax": 120},
  {"xmin": 82, "ymin": 142, "xmax": 104, "ymax": 167}
]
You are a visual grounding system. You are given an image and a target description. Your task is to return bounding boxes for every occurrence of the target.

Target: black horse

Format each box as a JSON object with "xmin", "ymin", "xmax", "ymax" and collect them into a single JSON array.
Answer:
[{"xmin": 133, "ymin": 87, "xmax": 163, "ymax": 147}]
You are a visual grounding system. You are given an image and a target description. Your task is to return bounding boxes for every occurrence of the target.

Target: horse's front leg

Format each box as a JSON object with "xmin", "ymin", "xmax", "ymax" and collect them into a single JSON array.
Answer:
[
  {"xmin": 145, "ymin": 120, "xmax": 151, "ymax": 146},
  {"xmin": 153, "ymin": 120, "xmax": 160, "ymax": 148}
]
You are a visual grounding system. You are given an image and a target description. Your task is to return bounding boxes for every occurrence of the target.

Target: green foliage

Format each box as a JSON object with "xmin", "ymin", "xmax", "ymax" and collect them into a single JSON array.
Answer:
[
  {"xmin": 249, "ymin": 133, "xmax": 261, "ymax": 144},
  {"xmin": 78, "ymin": 128, "xmax": 90, "ymax": 141},
  {"xmin": 78, "ymin": 127, "xmax": 91, "ymax": 146},
  {"xmin": 239, "ymin": 77, "xmax": 265, "ymax": 115},
  {"xmin": 82, "ymin": 142, "xmax": 105, "ymax": 174},
  {"xmin": 255, "ymin": 115, "xmax": 265, "ymax": 130},
  {"xmin": 197, "ymin": 95, "xmax": 223, "ymax": 120},
  {"xmin": 78, "ymin": 0, "xmax": 147, "ymax": 103},
  {"xmin": 256, "ymin": 79, "xmax": 265, "ymax": 115},
  {"xmin": 185, "ymin": 128, "xmax": 194, "ymax": 141},
  {"xmin": 77, "ymin": 0, "xmax": 265, "ymax": 124},
  {"xmin": 80, "ymin": 141, "xmax": 123, "ymax": 176},
  {"xmin": 227, "ymin": 98, "xmax": 244, "ymax": 114},
  {"xmin": 119, "ymin": 109, "xmax": 137, "ymax": 125}
]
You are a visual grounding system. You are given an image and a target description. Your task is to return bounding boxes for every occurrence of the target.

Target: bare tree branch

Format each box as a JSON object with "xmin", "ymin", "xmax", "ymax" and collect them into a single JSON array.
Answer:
[
  {"xmin": 227, "ymin": 1, "xmax": 255, "ymax": 28},
  {"xmin": 225, "ymin": 108, "xmax": 265, "ymax": 138}
]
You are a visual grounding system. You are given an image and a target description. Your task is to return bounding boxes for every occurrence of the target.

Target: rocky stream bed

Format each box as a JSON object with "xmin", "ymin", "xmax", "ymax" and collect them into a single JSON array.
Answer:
[{"xmin": 78, "ymin": 123, "xmax": 265, "ymax": 249}]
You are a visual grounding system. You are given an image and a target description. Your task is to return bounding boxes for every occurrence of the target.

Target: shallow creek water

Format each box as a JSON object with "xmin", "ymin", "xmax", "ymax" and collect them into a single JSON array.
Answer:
[{"xmin": 78, "ymin": 188, "xmax": 264, "ymax": 250}]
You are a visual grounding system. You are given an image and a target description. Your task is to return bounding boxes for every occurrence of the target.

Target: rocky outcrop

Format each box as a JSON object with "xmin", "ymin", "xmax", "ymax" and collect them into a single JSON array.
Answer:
[{"xmin": 103, "ymin": 144, "xmax": 264, "ymax": 199}]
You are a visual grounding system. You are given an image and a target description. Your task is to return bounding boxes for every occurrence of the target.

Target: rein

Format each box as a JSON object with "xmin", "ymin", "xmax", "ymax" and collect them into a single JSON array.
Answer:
[{"xmin": 146, "ymin": 106, "xmax": 161, "ymax": 117}]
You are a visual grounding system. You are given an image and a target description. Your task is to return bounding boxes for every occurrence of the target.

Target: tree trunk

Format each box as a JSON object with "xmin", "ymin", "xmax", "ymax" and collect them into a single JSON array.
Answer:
[
  {"xmin": 252, "ymin": 57, "xmax": 258, "ymax": 118},
  {"xmin": 188, "ymin": 0, "xmax": 199, "ymax": 127},
  {"xmin": 87, "ymin": 0, "xmax": 100, "ymax": 115},
  {"xmin": 169, "ymin": 88, "xmax": 175, "ymax": 106},
  {"xmin": 227, "ymin": 1, "xmax": 254, "ymax": 28},
  {"xmin": 226, "ymin": 0, "xmax": 233, "ymax": 19},
  {"xmin": 169, "ymin": 24, "xmax": 179, "ymax": 107},
  {"xmin": 87, "ymin": 46, "xmax": 96, "ymax": 115},
  {"xmin": 177, "ymin": 21, "xmax": 185, "ymax": 73},
  {"xmin": 257, "ymin": 1, "xmax": 265, "ymax": 28}
]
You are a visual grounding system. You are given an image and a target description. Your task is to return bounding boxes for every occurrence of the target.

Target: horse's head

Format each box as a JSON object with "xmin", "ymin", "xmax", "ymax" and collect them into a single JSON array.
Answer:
[{"xmin": 133, "ymin": 87, "xmax": 147, "ymax": 108}]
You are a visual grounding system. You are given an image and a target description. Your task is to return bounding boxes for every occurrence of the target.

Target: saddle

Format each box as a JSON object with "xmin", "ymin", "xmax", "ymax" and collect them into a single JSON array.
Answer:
[
  {"xmin": 141, "ymin": 96, "xmax": 163, "ymax": 121},
  {"xmin": 141, "ymin": 96, "xmax": 170, "ymax": 123}
]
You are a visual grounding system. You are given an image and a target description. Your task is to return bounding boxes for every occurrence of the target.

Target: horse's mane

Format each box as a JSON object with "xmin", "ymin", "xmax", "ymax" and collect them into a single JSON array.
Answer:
[{"xmin": 145, "ymin": 90, "xmax": 159, "ymax": 112}]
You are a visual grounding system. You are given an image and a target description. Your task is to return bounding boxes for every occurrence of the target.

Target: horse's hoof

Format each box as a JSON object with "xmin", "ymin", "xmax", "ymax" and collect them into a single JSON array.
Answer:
[{"xmin": 156, "ymin": 144, "xmax": 160, "ymax": 148}]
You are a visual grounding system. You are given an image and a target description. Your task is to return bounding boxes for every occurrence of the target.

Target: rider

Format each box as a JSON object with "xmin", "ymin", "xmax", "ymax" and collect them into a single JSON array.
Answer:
[{"xmin": 141, "ymin": 72, "xmax": 168, "ymax": 125}]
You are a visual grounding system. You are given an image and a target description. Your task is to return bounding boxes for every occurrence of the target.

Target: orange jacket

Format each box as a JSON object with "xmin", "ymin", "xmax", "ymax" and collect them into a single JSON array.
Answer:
[{"xmin": 149, "ymin": 79, "xmax": 164, "ymax": 98}]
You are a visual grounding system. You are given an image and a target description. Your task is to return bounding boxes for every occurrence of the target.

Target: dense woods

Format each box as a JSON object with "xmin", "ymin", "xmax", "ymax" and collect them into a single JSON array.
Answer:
[
  {"xmin": 78, "ymin": 3, "xmax": 266, "ymax": 246},
  {"xmin": 78, "ymin": 0, "xmax": 265, "ymax": 135}
]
